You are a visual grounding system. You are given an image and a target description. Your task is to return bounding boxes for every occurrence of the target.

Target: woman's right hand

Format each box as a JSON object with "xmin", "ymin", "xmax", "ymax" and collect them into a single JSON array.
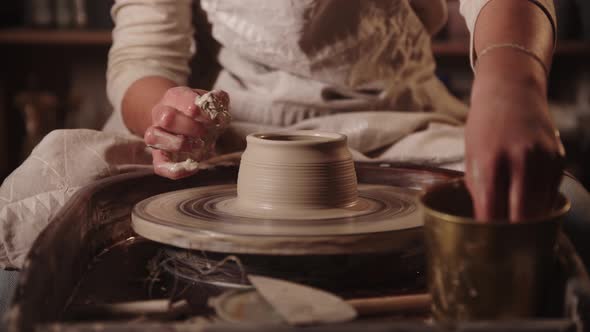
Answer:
[{"xmin": 143, "ymin": 87, "xmax": 221, "ymax": 179}]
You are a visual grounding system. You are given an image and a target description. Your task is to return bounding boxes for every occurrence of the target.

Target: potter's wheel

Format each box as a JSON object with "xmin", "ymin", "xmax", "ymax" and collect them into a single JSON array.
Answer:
[
  {"xmin": 132, "ymin": 131, "xmax": 425, "ymax": 255},
  {"xmin": 132, "ymin": 183, "xmax": 421, "ymax": 254}
]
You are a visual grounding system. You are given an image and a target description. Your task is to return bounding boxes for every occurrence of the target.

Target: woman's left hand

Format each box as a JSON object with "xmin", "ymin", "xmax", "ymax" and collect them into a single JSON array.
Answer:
[{"xmin": 465, "ymin": 51, "xmax": 565, "ymax": 222}]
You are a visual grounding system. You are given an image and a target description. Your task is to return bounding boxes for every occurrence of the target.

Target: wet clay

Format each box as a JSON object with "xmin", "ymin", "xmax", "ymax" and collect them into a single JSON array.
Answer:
[
  {"xmin": 236, "ymin": 131, "xmax": 358, "ymax": 211},
  {"xmin": 157, "ymin": 159, "xmax": 200, "ymax": 174}
]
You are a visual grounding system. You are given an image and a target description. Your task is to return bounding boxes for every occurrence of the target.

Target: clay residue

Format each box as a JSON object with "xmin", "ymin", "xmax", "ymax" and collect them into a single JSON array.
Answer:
[
  {"xmin": 157, "ymin": 159, "xmax": 200, "ymax": 174},
  {"xmin": 166, "ymin": 90, "xmax": 231, "ymax": 176},
  {"xmin": 195, "ymin": 90, "xmax": 231, "ymax": 128}
]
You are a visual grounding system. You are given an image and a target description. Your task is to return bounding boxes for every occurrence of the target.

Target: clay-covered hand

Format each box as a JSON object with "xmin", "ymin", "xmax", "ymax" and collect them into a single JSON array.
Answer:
[
  {"xmin": 465, "ymin": 57, "xmax": 564, "ymax": 222},
  {"xmin": 144, "ymin": 87, "xmax": 231, "ymax": 179}
]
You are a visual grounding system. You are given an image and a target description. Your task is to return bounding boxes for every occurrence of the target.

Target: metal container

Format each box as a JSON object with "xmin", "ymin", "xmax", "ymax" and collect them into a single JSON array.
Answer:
[{"xmin": 421, "ymin": 180, "xmax": 570, "ymax": 323}]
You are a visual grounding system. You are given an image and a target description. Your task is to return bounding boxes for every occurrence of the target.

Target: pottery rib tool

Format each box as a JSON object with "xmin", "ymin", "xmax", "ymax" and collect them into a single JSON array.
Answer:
[
  {"xmin": 248, "ymin": 275, "xmax": 431, "ymax": 326},
  {"xmin": 248, "ymin": 275, "xmax": 357, "ymax": 325}
]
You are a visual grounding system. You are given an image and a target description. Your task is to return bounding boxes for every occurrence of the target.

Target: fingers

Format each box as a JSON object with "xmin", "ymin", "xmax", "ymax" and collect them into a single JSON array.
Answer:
[
  {"xmin": 545, "ymin": 159, "xmax": 565, "ymax": 210},
  {"xmin": 152, "ymin": 150, "xmax": 199, "ymax": 180},
  {"xmin": 508, "ymin": 144, "xmax": 564, "ymax": 221},
  {"xmin": 147, "ymin": 87, "xmax": 232, "ymax": 180},
  {"xmin": 151, "ymin": 104, "xmax": 206, "ymax": 138},
  {"xmin": 144, "ymin": 126, "xmax": 204, "ymax": 152},
  {"xmin": 546, "ymin": 135, "xmax": 566, "ymax": 209},
  {"xmin": 466, "ymin": 154, "xmax": 510, "ymax": 222},
  {"xmin": 467, "ymin": 138, "xmax": 565, "ymax": 223},
  {"xmin": 508, "ymin": 150, "xmax": 539, "ymax": 221},
  {"xmin": 160, "ymin": 87, "xmax": 212, "ymax": 122}
]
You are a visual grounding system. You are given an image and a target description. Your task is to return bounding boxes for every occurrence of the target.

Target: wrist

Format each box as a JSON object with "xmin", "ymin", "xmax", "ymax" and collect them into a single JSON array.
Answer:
[{"xmin": 474, "ymin": 47, "xmax": 548, "ymax": 96}]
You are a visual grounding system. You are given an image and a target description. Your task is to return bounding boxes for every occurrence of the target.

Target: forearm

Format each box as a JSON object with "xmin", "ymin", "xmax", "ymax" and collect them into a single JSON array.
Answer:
[
  {"xmin": 107, "ymin": 0, "xmax": 195, "ymax": 136},
  {"xmin": 473, "ymin": 0, "xmax": 554, "ymax": 92},
  {"xmin": 121, "ymin": 77, "xmax": 177, "ymax": 136},
  {"xmin": 464, "ymin": 0, "xmax": 563, "ymax": 221}
]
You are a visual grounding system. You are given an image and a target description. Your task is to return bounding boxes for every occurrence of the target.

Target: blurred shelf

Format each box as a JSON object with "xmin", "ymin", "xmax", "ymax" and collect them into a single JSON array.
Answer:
[
  {"xmin": 432, "ymin": 40, "xmax": 590, "ymax": 57},
  {"xmin": 0, "ymin": 29, "xmax": 589, "ymax": 57},
  {"xmin": 0, "ymin": 28, "xmax": 111, "ymax": 45}
]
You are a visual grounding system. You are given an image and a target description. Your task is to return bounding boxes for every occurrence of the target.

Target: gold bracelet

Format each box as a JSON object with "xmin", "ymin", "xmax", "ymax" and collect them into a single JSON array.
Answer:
[{"xmin": 476, "ymin": 43, "xmax": 549, "ymax": 77}]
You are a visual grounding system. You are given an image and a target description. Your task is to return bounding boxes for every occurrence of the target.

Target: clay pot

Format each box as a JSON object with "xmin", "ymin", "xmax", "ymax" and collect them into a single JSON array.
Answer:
[{"xmin": 236, "ymin": 131, "xmax": 358, "ymax": 211}]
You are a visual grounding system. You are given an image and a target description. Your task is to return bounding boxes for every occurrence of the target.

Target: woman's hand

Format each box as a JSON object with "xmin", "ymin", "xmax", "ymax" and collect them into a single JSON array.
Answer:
[
  {"xmin": 143, "ymin": 87, "xmax": 228, "ymax": 179},
  {"xmin": 465, "ymin": 51, "xmax": 564, "ymax": 222}
]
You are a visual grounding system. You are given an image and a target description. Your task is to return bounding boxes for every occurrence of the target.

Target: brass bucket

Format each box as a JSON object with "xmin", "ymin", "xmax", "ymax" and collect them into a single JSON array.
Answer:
[{"xmin": 420, "ymin": 180, "xmax": 570, "ymax": 323}]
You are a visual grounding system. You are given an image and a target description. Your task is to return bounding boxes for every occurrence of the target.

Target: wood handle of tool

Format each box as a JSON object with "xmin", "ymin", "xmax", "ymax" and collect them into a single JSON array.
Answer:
[
  {"xmin": 70, "ymin": 299, "xmax": 189, "ymax": 318},
  {"xmin": 347, "ymin": 294, "xmax": 431, "ymax": 316}
]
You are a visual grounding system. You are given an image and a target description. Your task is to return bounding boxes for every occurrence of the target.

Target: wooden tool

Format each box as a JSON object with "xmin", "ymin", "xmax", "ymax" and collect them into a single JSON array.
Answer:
[
  {"xmin": 69, "ymin": 299, "xmax": 190, "ymax": 319},
  {"xmin": 347, "ymin": 293, "xmax": 431, "ymax": 316},
  {"xmin": 248, "ymin": 275, "xmax": 431, "ymax": 326}
]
